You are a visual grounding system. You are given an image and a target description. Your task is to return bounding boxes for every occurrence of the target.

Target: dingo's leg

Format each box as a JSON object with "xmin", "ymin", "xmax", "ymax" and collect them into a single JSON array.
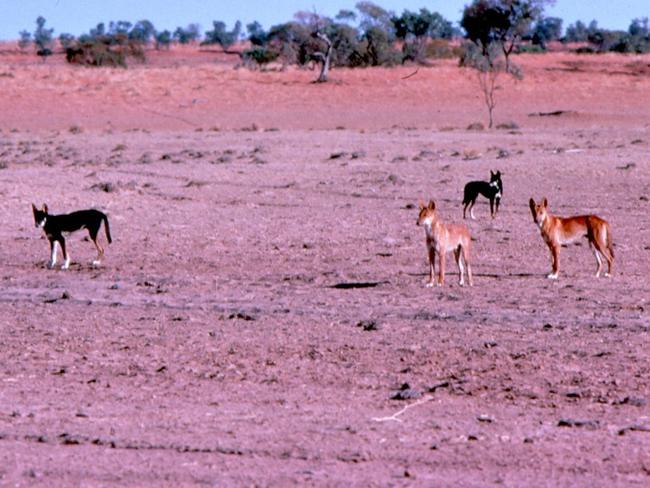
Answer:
[
  {"xmin": 454, "ymin": 247, "xmax": 464, "ymax": 286},
  {"xmin": 463, "ymin": 201, "xmax": 472, "ymax": 219},
  {"xmin": 592, "ymin": 245, "xmax": 604, "ymax": 277},
  {"xmin": 48, "ymin": 240, "xmax": 58, "ymax": 268},
  {"xmin": 547, "ymin": 244, "xmax": 560, "ymax": 279},
  {"xmin": 60, "ymin": 239, "xmax": 70, "ymax": 270},
  {"xmin": 591, "ymin": 230, "xmax": 613, "ymax": 277},
  {"xmin": 462, "ymin": 244, "xmax": 473, "ymax": 286},
  {"xmin": 438, "ymin": 251, "xmax": 446, "ymax": 286},
  {"xmin": 426, "ymin": 246, "xmax": 436, "ymax": 287}
]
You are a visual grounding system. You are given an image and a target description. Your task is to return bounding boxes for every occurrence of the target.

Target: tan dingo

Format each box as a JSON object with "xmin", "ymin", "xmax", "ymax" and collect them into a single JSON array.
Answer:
[
  {"xmin": 417, "ymin": 200, "xmax": 473, "ymax": 287},
  {"xmin": 529, "ymin": 197, "xmax": 614, "ymax": 279}
]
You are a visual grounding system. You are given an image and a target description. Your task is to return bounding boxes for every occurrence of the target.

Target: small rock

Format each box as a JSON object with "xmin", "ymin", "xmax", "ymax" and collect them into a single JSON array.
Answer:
[
  {"xmin": 391, "ymin": 383, "xmax": 421, "ymax": 400},
  {"xmin": 466, "ymin": 122, "xmax": 484, "ymax": 131},
  {"xmin": 356, "ymin": 320, "xmax": 378, "ymax": 331}
]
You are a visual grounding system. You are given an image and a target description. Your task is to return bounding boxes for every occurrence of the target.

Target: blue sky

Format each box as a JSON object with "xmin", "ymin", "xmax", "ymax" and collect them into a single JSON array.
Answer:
[{"xmin": 2, "ymin": 1, "xmax": 648, "ymax": 40}]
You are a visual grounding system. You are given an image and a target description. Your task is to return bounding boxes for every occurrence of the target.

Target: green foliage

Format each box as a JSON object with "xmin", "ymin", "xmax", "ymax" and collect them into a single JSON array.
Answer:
[
  {"xmin": 327, "ymin": 23, "xmax": 364, "ymax": 66},
  {"xmin": 355, "ymin": 1, "xmax": 394, "ymax": 36},
  {"xmin": 461, "ymin": 0, "xmax": 550, "ymax": 57},
  {"xmin": 565, "ymin": 18, "xmax": 650, "ymax": 53},
  {"xmin": 66, "ymin": 26, "xmax": 146, "ymax": 67},
  {"xmin": 242, "ymin": 3, "xmax": 454, "ymax": 70},
  {"xmin": 58, "ymin": 33, "xmax": 75, "ymax": 49},
  {"xmin": 359, "ymin": 25, "xmax": 400, "ymax": 66},
  {"xmin": 530, "ymin": 16, "xmax": 562, "ymax": 49},
  {"xmin": 606, "ymin": 18, "xmax": 650, "ymax": 53},
  {"xmin": 588, "ymin": 30, "xmax": 628, "ymax": 52},
  {"xmin": 129, "ymin": 20, "xmax": 156, "ymax": 44},
  {"xmin": 564, "ymin": 20, "xmax": 598, "ymax": 43},
  {"xmin": 459, "ymin": 41, "xmax": 500, "ymax": 71},
  {"xmin": 425, "ymin": 39, "xmax": 464, "ymax": 59},
  {"xmin": 516, "ymin": 43, "xmax": 545, "ymax": 53},
  {"xmin": 18, "ymin": 30, "xmax": 31, "ymax": 50},
  {"xmin": 392, "ymin": 8, "xmax": 454, "ymax": 63},
  {"xmin": 335, "ymin": 9, "xmax": 357, "ymax": 23},
  {"xmin": 155, "ymin": 30, "xmax": 172, "ymax": 49},
  {"xmin": 392, "ymin": 8, "xmax": 454, "ymax": 40},
  {"xmin": 246, "ymin": 21, "xmax": 268, "ymax": 46},
  {"xmin": 203, "ymin": 21, "xmax": 242, "ymax": 50},
  {"xmin": 173, "ymin": 24, "xmax": 201, "ymax": 44},
  {"xmin": 34, "ymin": 16, "xmax": 54, "ymax": 59},
  {"xmin": 242, "ymin": 46, "xmax": 280, "ymax": 66}
]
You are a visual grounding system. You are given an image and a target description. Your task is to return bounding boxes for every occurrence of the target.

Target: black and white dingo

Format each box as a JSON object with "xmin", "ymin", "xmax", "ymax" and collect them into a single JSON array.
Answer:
[
  {"xmin": 417, "ymin": 200, "xmax": 473, "ymax": 287},
  {"xmin": 529, "ymin": 197, "xmax": 613, "ymax": 279},
  {"xmin": 32, "ymin": 203, "xmax": 112, "ymax": 269},
  {"xmin": 462, "ymin": 170, "xmax": 503, "ymax": 219}
]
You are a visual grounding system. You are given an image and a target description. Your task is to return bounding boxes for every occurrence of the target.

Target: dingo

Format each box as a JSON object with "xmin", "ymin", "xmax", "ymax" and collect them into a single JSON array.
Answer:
[
  {"xmin": 32, "ymin": 203, "xmax": 112, "ymax": 269},
  {"xmin": 462, "ymin": 170, "xmax": 503, "ymax": 219},
  {"xmin": 529, "ymin": 197, "xmax": 613, "ymax": 279},
  {"xmin": 417, "ymin": 200, "xmax": 473, "ymax": 287}
]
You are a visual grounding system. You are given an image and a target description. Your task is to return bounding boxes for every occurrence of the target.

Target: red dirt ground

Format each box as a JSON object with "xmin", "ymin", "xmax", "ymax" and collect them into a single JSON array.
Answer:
[{"xmin": 1, "ymin": 44, "xmax": 649, "ymax": 486}]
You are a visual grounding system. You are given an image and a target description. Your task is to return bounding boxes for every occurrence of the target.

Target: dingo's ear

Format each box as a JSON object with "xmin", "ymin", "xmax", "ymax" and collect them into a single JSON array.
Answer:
[
  {"xmin": 490, "ymin": 170, "xmax": 495, "ymax": 177},
  {"xmin": 428, "ymin": 200, "xmax": 436, "ymax": 210},
  {"xmin": 496, "ymin": 170, "xmax": 501, "ymax": 177},
  {"xmin": 32, "ymin": 203, "xmax": 37, "ymax": 211},
  {"xmin": 529, "ymin": 198, "xmax": 537, "ymax": 218},
  {"xmin": 542, "ymin": 197, "xmax": 548, "ymax": 208},
  {"xmin": 418, "ymin": 200, "xmax": 426, "ymax": 210},
  {"xmin": 42, "ymin": 203, "xmax": 48, "ymax": 213}
]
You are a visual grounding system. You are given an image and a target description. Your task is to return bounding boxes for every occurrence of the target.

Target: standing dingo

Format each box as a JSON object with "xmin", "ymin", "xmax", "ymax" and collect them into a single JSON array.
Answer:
[
  {"xmin": 529, "ymin": 197, "xmax": 613, "ymax": 279},
  {"xmin": 417, "ymin": 200, "xmax": 473, "ymax": 287}
]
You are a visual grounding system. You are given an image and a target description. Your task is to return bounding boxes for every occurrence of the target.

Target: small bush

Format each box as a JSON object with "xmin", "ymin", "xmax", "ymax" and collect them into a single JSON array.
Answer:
[
  {"xmin": 425, "ymin": 39, "xmax": 463, "ymax": 59},
  {"xmin": 242, "ymin": 46, "xmax": 280, "ymax": 66},
  {"xmin": 65, "ymin": 34, "xmax": 145, "ymax": 67},
  {"xmin": 516, "ymin": 44, "xmax": 545, "ymax": 54}
]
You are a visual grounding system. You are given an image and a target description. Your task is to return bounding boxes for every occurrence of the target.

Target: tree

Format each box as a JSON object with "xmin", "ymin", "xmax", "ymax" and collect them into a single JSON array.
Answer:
[
  {"xmin": 173, "ymin": 24, "xmax": 201, "ymax": 44},
  {"xmin": 129, "ymin": 20, "xmax": 156, "ymax": 44},
  {"xmin": 629, "ymin": 17, "xmax": 649, "ymax": 37},
  {"xmin": 246, "ymin": 21, "xmax": 268, "ymax": 46},
  {"xmin": 155, "ymin": 30, "xmax": 172, "ymax": 50},
  {"xmin": 203, "ymin": 21, "xmax": 242, "ymax": 52},
  {"xmin": 461, "ymin": 0, "xmax": 552, "ymax": 72},
  {"xmin": 356, "ymin": 1, "xmax": 394, "ymax": 35},
  {"xmin": 530, "ymin": 16, "xmax": 562, "ymax": 49},
  {"xmin": 66, "ymin": 21, "xmax": 146, "ymax": 67},
  {"xmin": 312, "ymin": 32, "xmax": 333, "ymax": 82},
  {"xmin": 460, "ymin": 42, "xmax": 508, "ymax": 128},
  {"xmin": 58, "ymin": 33, "xmax": 75, "ymax": 50},
  {"xmin": 34, "ymin": 16, "xmax": 54, "ymax": 60},
  {"xmin": 108, "ymin": 21, "xmax": 132, "ymax": 36},
  {"xmin": 18, "ymin": 30, "xmax": 31, "ymax": 51},
  {"xmin": 392, "ymin": 8, "xmax": 454, "ymax": 63},
  {"xmin": 564, "ymin": 19, "xmax": 598, "ymax": 43}
]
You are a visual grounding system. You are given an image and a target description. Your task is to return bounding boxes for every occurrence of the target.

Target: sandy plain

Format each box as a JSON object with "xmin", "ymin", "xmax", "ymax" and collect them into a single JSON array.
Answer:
[{"xmin": 0, "ymin": 44, "xmax": 649, "ymax": 486}]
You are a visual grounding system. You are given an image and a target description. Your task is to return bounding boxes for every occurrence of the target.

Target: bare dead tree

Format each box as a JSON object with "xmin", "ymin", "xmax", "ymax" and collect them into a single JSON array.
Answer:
[
  {"xmin": 461, "ymin": 40, "xmax": 521, "ymax": 128},
  {"xmin": 312, "ymin": 32, "xmax": 333, "ymax": 83},
  {"xmin": 477, "ymin": 66, "xmax": 499, "ymax": 128}
]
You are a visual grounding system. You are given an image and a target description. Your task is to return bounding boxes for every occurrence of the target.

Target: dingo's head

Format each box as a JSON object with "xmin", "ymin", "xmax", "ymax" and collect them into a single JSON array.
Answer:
[
  {"xmin": 529, "ymin": 197, "xmax": 548, "ymax": 227},
  {"xmin": 417, "ymin": 200, "xmax": 437, "ymax": 227},
  {"xmin": 32, "ymin": 203, "xmax": 49, "ymax": 228},
  {"xmin": 489, "ymin": 170, "xmax": 502, "ymax": 190}
]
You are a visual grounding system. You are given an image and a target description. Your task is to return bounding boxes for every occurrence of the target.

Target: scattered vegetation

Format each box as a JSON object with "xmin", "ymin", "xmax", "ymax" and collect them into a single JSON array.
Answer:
[
  {"xmin": 15, "ymin": 4, "xmax": 650, "ymax": 75},
  {"xmin": 459, "ymin": 0, "xmax": 544, "ymax": 128}
]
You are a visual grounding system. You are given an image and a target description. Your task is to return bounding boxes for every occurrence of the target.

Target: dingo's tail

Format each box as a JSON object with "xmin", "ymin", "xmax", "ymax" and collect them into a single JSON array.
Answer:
[
  {"xmin": 606, "ymin": 223, "xmax": 614, "ymax": 259},
  {"xmin": 103, "ymin": 215, "xmax": 112, "ymax": 244}
]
